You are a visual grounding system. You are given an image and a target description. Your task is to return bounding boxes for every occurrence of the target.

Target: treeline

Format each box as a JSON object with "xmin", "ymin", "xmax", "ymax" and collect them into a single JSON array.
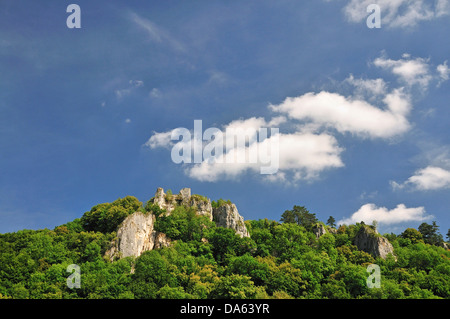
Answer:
[{"xmin": 0, "ymin": 196, "xmax": 449, "ymax": 299}]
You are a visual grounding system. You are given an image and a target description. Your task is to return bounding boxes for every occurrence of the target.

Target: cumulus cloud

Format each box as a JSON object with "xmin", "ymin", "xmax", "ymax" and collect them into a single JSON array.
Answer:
[
  {"xmin": 338, "ymin": 203, "xmax": 431, "ymax": 226},
  {"xmin": 373, "ymin": 54, "xmax": 432, "ymax": 88},
  {"xmin": 338, "ymin": 0, "xmax": 449, "ymax": 28},
  {"xmin": 391, "ymin": 166, "xmax": 450, "ymax": 191},
  {"xmin": 145, "ymin": 118, "xmax": 343, "ymax": 182},
  {"xmin": 144, "ymin": 131, "xmax": 173, "ymax": 149},
  {"xmin": 269, "ymin": 89, "xmax": 411, "ymax": 139},
  {"xmin": 144, "ymin": 52, "xmax": 444, "ymax": 183},
  {"xmin": 186, "ymin": 131, "xmax": 343, "ymax": 182},
  {"xmin": 345, "ymin": 74, "xmax": 387, "ymax": 98}
]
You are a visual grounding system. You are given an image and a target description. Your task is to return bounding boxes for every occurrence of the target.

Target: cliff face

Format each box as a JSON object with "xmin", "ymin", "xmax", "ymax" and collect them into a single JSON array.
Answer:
[
  {"xmin": 106, "ymin": 187, "xmax": 249, "ymax": 260},
  {"xmin": 354, "ymin": 225, "xmax": 396, "ymax": 260},
  {"xmin": 312, "ymin": 223, "xmax": 327, "ymax": 238},
  {"xmin": 105, "ymin": 212, "xmax": 171, "ymax": 260},
  {"xmin": 213, "ymin": 203, "xmax": 250, "ymax": 238},
  {"xmin": 153, "ymin": 187, "xmax": 213, "ymax": 221}
]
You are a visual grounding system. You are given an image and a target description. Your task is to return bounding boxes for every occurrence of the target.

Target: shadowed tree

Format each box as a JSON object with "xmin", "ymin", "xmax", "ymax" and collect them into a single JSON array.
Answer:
[{"xmin": 280, "ymin": 205, "xmax": 318, "ymax": 230}]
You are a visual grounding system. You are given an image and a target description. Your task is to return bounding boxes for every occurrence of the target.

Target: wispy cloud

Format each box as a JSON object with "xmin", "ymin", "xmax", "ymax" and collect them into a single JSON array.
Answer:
[
  {"xmin": 114, "ymin": 79, "xmax": 144, "ymax": 100},
  {"xmin": 335, "ymin": 0, "xmax": 450, "ymax": 28},
  {"xmin": 437, "ymin": 61, "xmax": 450, "ymax": 85},
  {"xmin": 129, "ymin": 12, "xmax": 186, "ymax": 53}
]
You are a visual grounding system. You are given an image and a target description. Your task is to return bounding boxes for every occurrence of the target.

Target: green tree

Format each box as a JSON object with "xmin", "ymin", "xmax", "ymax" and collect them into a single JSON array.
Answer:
[
  {"xmin": 207, "ymin": 227, "xmax": 247, "ymax": 263},
  {"xmin": 81, "ymin": 196, "xmax": 143, "ymax": 233},
  {"xmin": 226, "ymin": 254, "xmax": 269, "ymax": 286},
  {"xmin": 155, "ymin": 205, "xmax": 215, "ymax": 242},
  {"xmin": 280, "ymin": 205, "xmax": 318, "ymax": 230},
  {"xmin": 418, "ymin": 222, "xmax": 443, "ymax": 246},
  {"xmin": 212, "ymin": 274, "xmax": 263, "ymax": 299},
  {"xmin": 326, "ymin": 216, "xmax": 336, "ymax": 228},
  {"xmin": 271, "ymin": 222, "xmax": 308, "ymax": 261},
  {"xmin": 156, "ymin": 285, "xmax": 193, "ymax": 299},
  {"xmin": 400, "ymin": 228, "xmax": 423, "ymax": 244}
]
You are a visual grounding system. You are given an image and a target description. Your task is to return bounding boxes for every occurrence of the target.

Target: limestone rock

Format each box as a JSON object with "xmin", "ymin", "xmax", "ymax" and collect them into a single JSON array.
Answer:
[
  {"xmin": 354, "ymin": 226, "xmax": 396, "ymax": 260},
  {"xmin": 153, "ymin": 232, "xmax": 171, "ymax": 249},
  {"xmin": 328, "ymin": 227, "xmax": 337, "ymax": 235},
  {"xmin": 106, "ymin": 212, "xmax": 171, "ymax": 260},
  {"xmin": 179, "ymin": 187, "xmax": 191, "ymax": 205},
  {"xmin": 312, "ymin": 223, "xmax": 327, "ymax": 238},
  {"xmin": 107, "ymin": 187, "xmax": 250, "ymax": 260},
  {"xmin": 106, "ymin": 212, "xmax": 156, "ymax": 260},
  {"xmin": 212, "ymin": 203, "xmax": 250, "ymax": 238},
  {"xmin": 153, "ymin": 187, "xmax": 176, "ymax": 213},
  {"xmin": 189, "ymin": 195, "xmax": 213, "ymax": 221},
  {"xmin": 152, "ymin": 187, "xmax": 213, "ymax": 221}
]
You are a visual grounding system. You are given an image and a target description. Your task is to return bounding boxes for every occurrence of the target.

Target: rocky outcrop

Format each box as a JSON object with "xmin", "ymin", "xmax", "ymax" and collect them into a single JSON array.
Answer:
[
  {"xmin": 354, "ymin": 226, "xmax": 396, "ymax": 260},
  {"xmin": 153, "ymin": 231, "xmax": 171, "ymax": 249},
  {"xmin": 106, "ymin": 187, "xmax": 250, "ymax": 260},
  {"xmin": 105, "ymin": 212, "xmax": 168, "ymax": 260},
  {"xmin": 152, "ymin": 187, "xmax": 213, "ymax": 221},
  {"xmin": 213, "ymin": 203, "xmax": 250, "ymax": 238},
  {"xmin": 151, "ymin": 187, "xmax": 250, "ymax": 237},
  {"xmin": 312, "ymin": 223, "xmax": 327, "ymax": 238}
]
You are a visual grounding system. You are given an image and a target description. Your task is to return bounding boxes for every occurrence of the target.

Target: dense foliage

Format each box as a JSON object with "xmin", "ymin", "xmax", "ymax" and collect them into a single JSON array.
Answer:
[{"xmin": 0, "ymin": 196, "xmax": 449, "ymax": 299}]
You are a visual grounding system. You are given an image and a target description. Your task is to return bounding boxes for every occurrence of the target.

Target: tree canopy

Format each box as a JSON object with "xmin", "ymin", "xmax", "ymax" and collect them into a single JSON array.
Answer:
[{"xmin": 0, "ymin": 198, "xmax": 449, "ymax": 300}]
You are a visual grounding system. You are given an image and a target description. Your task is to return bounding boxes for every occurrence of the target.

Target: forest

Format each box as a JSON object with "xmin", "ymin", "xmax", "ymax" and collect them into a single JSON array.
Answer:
[{"xmin": 0, "ymin": 195, "xmax": 449, "ymax": 299}]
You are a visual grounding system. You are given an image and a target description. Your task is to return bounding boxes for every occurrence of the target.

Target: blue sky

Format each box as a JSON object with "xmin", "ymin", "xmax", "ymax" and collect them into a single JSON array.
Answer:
[{"xmin": 0, "ymin": 0, "xmax": 449, "ymax": 235}]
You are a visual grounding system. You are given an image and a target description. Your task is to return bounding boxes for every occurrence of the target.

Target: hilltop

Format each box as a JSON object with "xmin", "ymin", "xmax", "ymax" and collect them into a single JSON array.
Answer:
[{"xmin": 0, "ymin": 187, "xmax": 449, "ymax": 299}]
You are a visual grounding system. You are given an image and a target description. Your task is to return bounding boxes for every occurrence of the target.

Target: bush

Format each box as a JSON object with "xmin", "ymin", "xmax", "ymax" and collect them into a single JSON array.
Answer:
[{"xmin": 81, "ymin": 196, "xmax": 142, "ymax": 233}]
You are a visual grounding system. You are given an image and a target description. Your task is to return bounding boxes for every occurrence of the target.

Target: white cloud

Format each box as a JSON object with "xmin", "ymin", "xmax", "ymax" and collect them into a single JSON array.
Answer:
[
  {"xmin": 345, "ymin": 74, "xmax": 387, "ymax": 98},
  {"xmin": 185, "ymin": 131, "xmax": 344, "ymax": 182},
  {"xmin": 208, "ymin": 70, "xmax": 230, "ymax": 86},
  {"xmin": 144, "ymin": 131, "xmax": 173, "ymax": 149},
  {"xmin": 437, "ymin": 61, "xmax": 450, "ymax": 83},
  {"xmin": 143, "ymin": 52, "xmax": 444, "ymax": 183},
  {"xmin": 338, "ymin": 203, "xmax": 431, "ymax": 226},
  {"xmin": 269, "ymin": 90, "xmax": 411, "ymax": 139},
  {"xmin": 373, "ymin": 55, "xmax": 432, "ymax": 88},
  {"xmin": 115, "ymin": 79, "xmax": 145, "ymax": 100},
  {"xmin": 129, "ymin": 12, "xmax": 186, "ymax": 52},
  {"xmin": 145, "ymin": 117, "xmax": 343, "ymax": 182},
  {"xmin": 339, "ymin": 0, "xmax": 450, "ymax": 28},
  {"xmin": 436, "ymin": 0, "xmax": 450, "ymax": 16},
  {"xmin": 391, "ymin": 166, "xmax": 450, "ymax": 190},
  {"xmin": 129, "ymin": 80, "xmax": 144, "ymax": 88},
  {"xmin": 149, "ymin": 88, "xmax": 161, "ymax": 98},
  {"xmin": 115, "ymin": 88, "xmax": 132, "ymax": 99}
]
